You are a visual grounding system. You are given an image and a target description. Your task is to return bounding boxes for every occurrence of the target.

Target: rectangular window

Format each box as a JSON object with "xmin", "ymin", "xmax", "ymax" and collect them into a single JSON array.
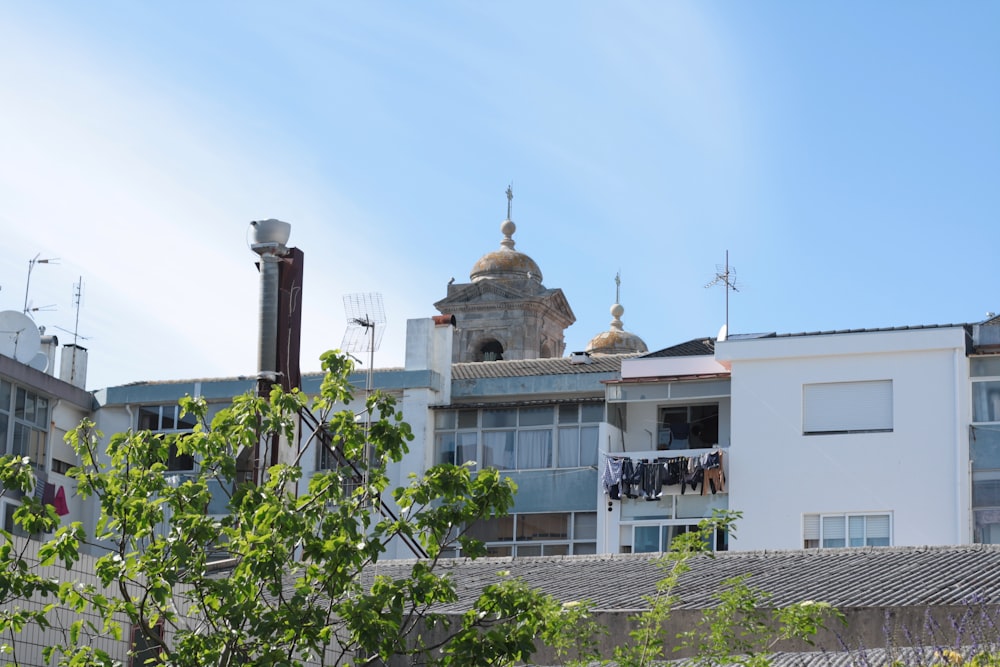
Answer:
[
  {"xmin": 137, "ymin": 405, "xmax": 197, "ymax": 471},
  {"xmin": 972, "ymin": 381, "xmax": 1000, "ymax": 423},
  {"xmin": 516, "ymin": 430, "xmax": 552, "ymax": 469},
  {"xmin": 803, "ymin": 380, "xmax": 893, "ymax": 435},
  {"xmin": 460, "ymin": 512, "xmax": 595, "ymax": 557},
  {"xmin": 630, "ymin": 522, "xmax": 727, "ymax": 553},
  {"xmin": 129, "ymin": 620, "xmax": 165, "ymax": 667},
  {"xmin": 974, "ymin": 471, "xmax": 1000, "ymax": 544},
  {"xmin": 434, "ymin": 403, "xmax": 604, "ymax": 471},
  {"xmin": 7, "ymin": 387, "xmax": 49, "ymax": 468},
  {"xmin": 482, "ymin": 430, "xmax": 515, "ymax": 470},
  {"xmin": 803, "ymin": 512, "xmax": 891, "ymax": 548}
]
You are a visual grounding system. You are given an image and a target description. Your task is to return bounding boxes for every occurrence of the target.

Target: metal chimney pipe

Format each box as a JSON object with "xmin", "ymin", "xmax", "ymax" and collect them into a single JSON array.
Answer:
[
  {"xmin": 249, "ymin": 219, "xmax": 292, "ymax": 386},
  {"xmin": 257, "ymin": 253, "xmax": 281, "ymax": 378}
]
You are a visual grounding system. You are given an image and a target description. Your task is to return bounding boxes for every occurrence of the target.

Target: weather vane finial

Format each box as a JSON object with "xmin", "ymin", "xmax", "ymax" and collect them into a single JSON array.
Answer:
[
  {"xmin": 615, "ymin": 271, "xmax": 621, "ymax": 303},
  {"xmin": 505, "ymin": 183, "xmax": 514, "ymax": 219}
]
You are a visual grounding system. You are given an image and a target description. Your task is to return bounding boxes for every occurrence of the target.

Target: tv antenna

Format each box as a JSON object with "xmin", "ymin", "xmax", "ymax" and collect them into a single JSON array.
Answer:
[
  {"xmin": 23, "ymin": 254, "xmax": 58, "ymax": 315},
  {"xmin": 54, "ymin": 278, "xmax": 89, "ymax": 346},
  {"xmin": 705, "ymin": 250, "xmax": 740, "ymax": 334},
  {"xmin": 341, "ymin": 292, "xmax": 386, "ymax": 487},
  {"xmin": 53, "ymin": 278, "xmax": 90, "ymax": 386}
]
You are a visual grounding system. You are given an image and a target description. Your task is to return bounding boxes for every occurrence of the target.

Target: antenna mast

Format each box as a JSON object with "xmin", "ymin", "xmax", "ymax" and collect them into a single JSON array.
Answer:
[
  {"xmin": 705, "ymin": 250, "xmax": 740, "ymax": 333},
  {"xmin": 342, "ymin": 293, "xmax": 386, "ymax": 478}
]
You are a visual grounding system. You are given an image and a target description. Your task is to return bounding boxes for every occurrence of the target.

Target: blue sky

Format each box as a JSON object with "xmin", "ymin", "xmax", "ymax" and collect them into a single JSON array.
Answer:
[{"xmin": 1, "ymin": 2, "xmax": 998, "ymax": 390}]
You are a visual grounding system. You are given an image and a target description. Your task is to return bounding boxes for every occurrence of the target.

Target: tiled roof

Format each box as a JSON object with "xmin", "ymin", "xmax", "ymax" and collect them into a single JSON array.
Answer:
[
  {"xmin": 451, "ymin": 354, "xmax": 638, "ymax": 380},
  {"xmin": 643, "ymin": 337, "xmax": 716, "ymax": 358},
  {"xmin": 360, "ymin": 544, "xmax": 1000, "ymax": 613}
]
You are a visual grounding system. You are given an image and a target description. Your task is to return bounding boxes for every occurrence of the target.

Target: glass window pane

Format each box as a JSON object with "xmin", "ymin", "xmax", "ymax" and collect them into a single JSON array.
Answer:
[
  {"xmin": 11, "ymin": 423, "xmax": 24, "ymax": 457},
  {"xmin": 975, "ymin": 510, "xmax": 1000, "ymax": 544},
  {"xmin": 457, "ymin": 410, "xmax": 478, "ymax": 429},
  {"xmin": 456, "ymin": 432, "xmax": 478, "ymax": 467},
  {"xmin": 848, "ymin": 515, "xmax": 865, "ymax": 547},
  {"xmin": 176, "ymin": 407, "xmax": 196, "ymax": 430},
  {"xmin": 972, "ymin": 358, "xmax": 1000, "ymax": 378},
  {"xmin": 974, "ymin": 479, "xmax": 1000, "ymax": 507},
  {"xmin": 973, "ymin": 382, "xmax": 1000, "ymax": 423},
  {"xmin": 161, "ymin": 406, "xmax": 176, "ymax": 430},
  {"xmin": 558, "ymin": 428, "xmax": 579, "ymax": 468},
  {"xmin": 574, "ymin": 512, "xmax": 597, "ymax": 540},
  {"xmin": 580, "ymin": 426, "xmax": 599, "ymax": 467},
  {"xmin": 14, "ymin": 388, "xmax": 28, "ymax": 421},
  {"xmin": 516, "ymin": 545, "xmax": 542, "ymax": 557},
  {"xmin": 434, "ymin": 433, "xmax": 456, "ymax": 465},
  {"xmin": 558, "ymin": 404, "xmax": 578, "ymax": 424},
  {"xmin": 518, "ymin": 514, "xmax": 568, "ymax": 541},
  {"xmin": 972, "ymin": 426, "xmax": 1000, "ymax": 470},
  {"xmin": 0, "ymin": 414, "xmax": 7, "ymax": 455},
  {"xmin": 467, "ymin": 516, "xmax": 512, "ymax": 543},
  {"xmin": 517, "ymin": 430, "xmax": 552, "ymax": 469},
  {"xmin": 581, "ymin": 404, "xmax": 604, "ymax": 423},
  {"xmin": 866, "ymin": 515, "xmax": 891, "ymax": 545},
  {"xmin": 573, "ymin": 542, "xmax": 597, "ymax": 555},
  {"xmin": 138, "ymin": 407, "xmax": 160, "ymax": 431},
  {"xmin": 822, "ymin": 516, "xmax": 846, "ymax": 548},
  {"xmin": 34, "ymin": 396, "xmax": 48, "ymax": 428},
  {"xmin": 519, "ymin": 406, "xmax": 553, "ymax": 426},
  {"xmin": 482, "ymin": 409, "xmax": 516, "ymax": 428},
  {"xmin": 482, "ymin": 431, "xmax": 515, "ymax": 469},
  {"xmin": 543, "ymin": 544, "xmax": 568, "ymax": 556},
  {"xmin": 434, "ymin": 410, "xmax": 455, "ymax": 429},
  {"xmin": 485, "ymin": 545, "xmax": 511, "ymax": 557},
  {"xmin": 0, "ymin": 380, "xmax": 10, "ymax": 413},
  {"xmin": 633, "ymin": 526, "xmax": 660, "ymax": 553}
]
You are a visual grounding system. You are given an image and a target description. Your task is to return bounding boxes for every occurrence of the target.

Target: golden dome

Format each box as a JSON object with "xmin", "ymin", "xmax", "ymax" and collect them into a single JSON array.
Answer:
[{"xmin": 470, "ymin": 219, "xmax": 543, "ymax": 283}]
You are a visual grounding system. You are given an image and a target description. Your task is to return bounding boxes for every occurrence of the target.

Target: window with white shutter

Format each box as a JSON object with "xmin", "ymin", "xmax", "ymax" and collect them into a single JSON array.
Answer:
[
  {"xmin": 802, "ymin": 380, "xmax": 893, "ymax": 435},
  {"xmin": 803, "ymin": 512, "xmax": 892, "ymax": 548}
]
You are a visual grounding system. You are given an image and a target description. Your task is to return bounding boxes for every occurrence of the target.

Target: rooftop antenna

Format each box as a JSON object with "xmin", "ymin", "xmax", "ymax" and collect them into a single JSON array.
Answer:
[
  {"xmin": 705, "ymin": 250, "xmax": 740, "ymax": 334},
  {"xmin": 342, "ymin": 292, "xmax": 386, "ymax": 488},
  {"xmin": 53, "ymin": 278, "xmax": 90, "ymax": 385},
  {"xmin": 23, "ymin": 254, "xmax": 58, "ymax": 315}
]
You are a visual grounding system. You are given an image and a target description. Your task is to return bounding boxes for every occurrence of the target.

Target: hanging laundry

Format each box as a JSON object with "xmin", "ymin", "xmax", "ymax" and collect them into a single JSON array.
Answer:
[
  {"xmin": 603, "ymin": 457, "xmax": 624, "ymax": 500},
  {"xmin": 53, "ymin": 486, "xmax": 70, "ymax": 516}
]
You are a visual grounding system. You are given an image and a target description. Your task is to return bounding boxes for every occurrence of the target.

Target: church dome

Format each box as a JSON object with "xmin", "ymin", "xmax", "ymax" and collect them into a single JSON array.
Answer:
[
  {"xmin": 470, "ymin": 219, "xmax": 543, "ymax": 283},
  {"xmin": 586, "ymin": 303, "xmax": 648, "ymax": 355}
]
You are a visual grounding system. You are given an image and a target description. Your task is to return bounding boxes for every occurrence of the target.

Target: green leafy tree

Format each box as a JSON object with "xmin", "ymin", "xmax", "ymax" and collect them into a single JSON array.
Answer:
[
  {"xmin": 611, "ymin": 511, "xmax": 845, "ymax": 667},
  {"xmin": 31, "ymin": 350, "xmax": 592, "ymax": 667},
  {"xmin": 0, "ymin": 455, "xmax": 82, "ymax": 661}
]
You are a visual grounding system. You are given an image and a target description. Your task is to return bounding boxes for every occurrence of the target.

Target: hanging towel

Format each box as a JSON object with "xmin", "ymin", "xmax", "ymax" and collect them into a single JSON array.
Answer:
[{"xmin": 53, "ymin": 486, "xmax": 70, "ymax": 516}]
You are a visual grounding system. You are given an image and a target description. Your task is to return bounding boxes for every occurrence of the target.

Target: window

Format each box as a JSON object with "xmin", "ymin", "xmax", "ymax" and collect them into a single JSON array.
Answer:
[
  {"xmin": 630, "ymin": 521, "xmax": 728, "ymax": 553},
  {"xmin": 0, "ymin": 381, "xmax": 49, "ymax": 469},
  {"xmin": 972, "ymin": 359, "xmax": 1000, "ymax": 543},
  {"xmin": 803, "ymin": 512, "xmax": 891, "ymax": 548},
  {"xmin": 803, "ymin": 380, "xmax": 893, "ymax": 435},
  {"xmin": 434, "ymin": 403, "xmax": 602, "ymax": 471},
  {"xmin": 460, "ymin": 511, "xmax": 597, "ymax": 557},
  {"xmin": 656, "ymin": 404, "xmax": 719, "ymax": 450},
  {"xmin": 129, "ymin": 619, "xmax": 165, "ymax": 667},
  {"xmin": 1, "ymin": 500, "xmax": 26, "ymax": 537},
  {"xmin": 137, "ymin": 404, "xmax": 196, "ymax": 471}
]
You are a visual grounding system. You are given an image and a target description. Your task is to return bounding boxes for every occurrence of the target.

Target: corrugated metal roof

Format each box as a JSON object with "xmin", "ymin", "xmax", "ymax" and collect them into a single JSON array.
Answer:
[
  {"xmin": 451, "ymin": 354, "xmax": 638, "ymax": 380},
  {"xmin": 359, "ymin": 544, "xmax": 1000, "ymax": 613}
]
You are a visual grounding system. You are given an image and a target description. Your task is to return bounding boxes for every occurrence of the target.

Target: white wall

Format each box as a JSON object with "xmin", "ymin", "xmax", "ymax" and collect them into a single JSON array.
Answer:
[{"xmin": 717, "ymin": 327, "xmax": 970, "ymax": 551}]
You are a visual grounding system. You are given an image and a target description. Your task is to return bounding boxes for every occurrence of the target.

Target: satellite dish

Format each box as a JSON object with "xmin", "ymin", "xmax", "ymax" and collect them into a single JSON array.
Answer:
[
  {"xmin": 717, "ymin": 323, "xmax": 728, "ymax": 342},
  {"xmin": 28, "ymin": 351, "xmax": 48, "ymax": 372},
  {"xmin": 0, "ymin": 310, "xmax": 42, "ymax": 363}
]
